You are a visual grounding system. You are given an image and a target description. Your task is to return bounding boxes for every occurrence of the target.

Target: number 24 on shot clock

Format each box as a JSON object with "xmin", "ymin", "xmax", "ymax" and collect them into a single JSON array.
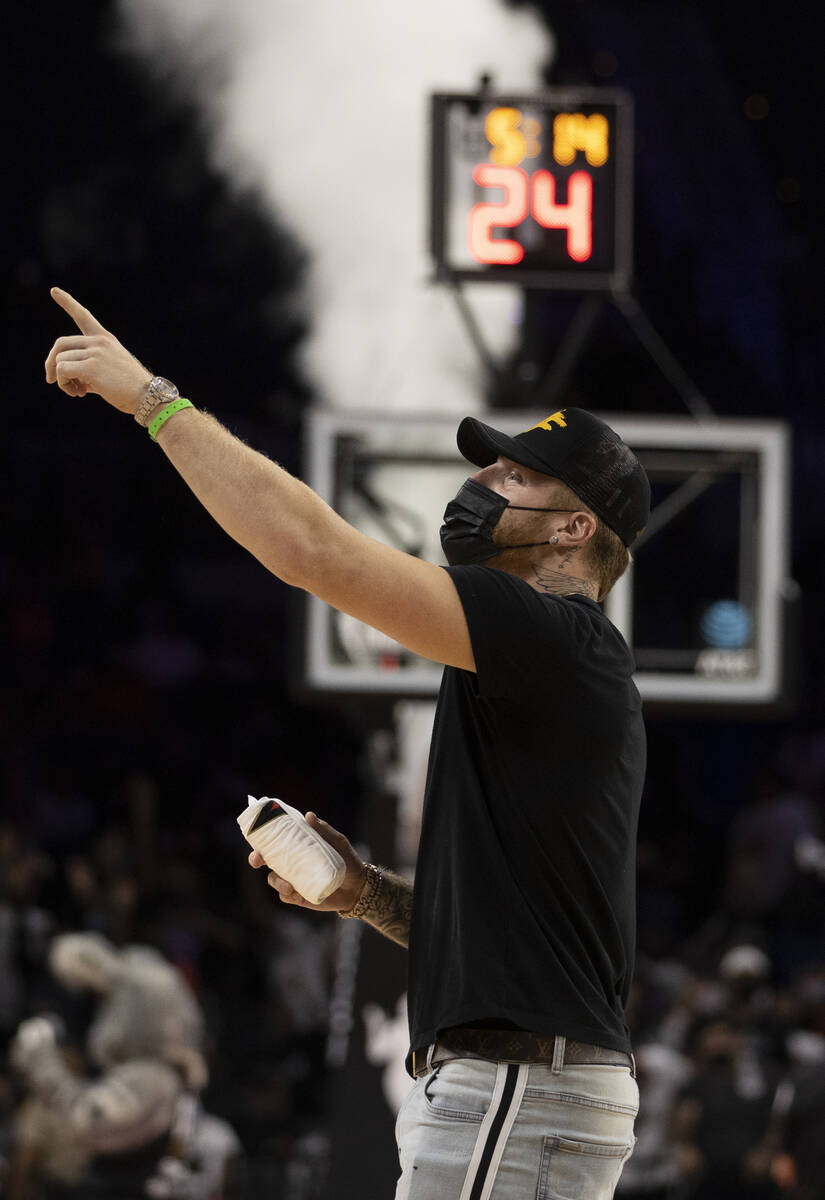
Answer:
[{"xmin": 429, "ymin": 88, "xmax": 634, "ymax": 291}]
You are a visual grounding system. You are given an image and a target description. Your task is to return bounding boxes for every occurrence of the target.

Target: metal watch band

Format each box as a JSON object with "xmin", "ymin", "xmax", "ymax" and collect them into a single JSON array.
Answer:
[{"xmin": 135, "ymin": 377, "xmax": 179, "ymax": 427}]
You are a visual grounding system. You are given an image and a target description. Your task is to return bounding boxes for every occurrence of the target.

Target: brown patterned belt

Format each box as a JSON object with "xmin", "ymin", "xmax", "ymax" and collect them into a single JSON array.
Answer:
[{"xmin": 411, "ymin": 1027, "xmax": 633, "ymax": 1079}]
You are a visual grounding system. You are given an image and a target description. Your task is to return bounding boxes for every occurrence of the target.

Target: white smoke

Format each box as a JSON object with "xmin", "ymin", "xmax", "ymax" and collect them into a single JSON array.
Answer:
[{"xmin": 115, "ymin": 0, "xmax": 554, "ymax": 415}]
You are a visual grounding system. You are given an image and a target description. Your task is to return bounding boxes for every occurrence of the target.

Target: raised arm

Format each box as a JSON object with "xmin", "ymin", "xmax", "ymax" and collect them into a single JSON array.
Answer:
[{"xmin": 44, "ymin": 288, "xmax": 474, "ymax": 672}]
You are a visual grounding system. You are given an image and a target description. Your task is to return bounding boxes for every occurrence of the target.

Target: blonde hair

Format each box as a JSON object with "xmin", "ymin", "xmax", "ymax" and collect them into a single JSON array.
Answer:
[
  {"xmin": 549, "ymin": 481, "xmax": 631, "ymax": 602},
  {"xmin": 587, "ymin": 517, "xmax": 631, "ymax": 603}
]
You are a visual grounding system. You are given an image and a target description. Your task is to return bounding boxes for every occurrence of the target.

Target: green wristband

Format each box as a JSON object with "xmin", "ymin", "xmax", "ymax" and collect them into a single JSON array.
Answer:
[{"xmin": 148, "ymin": 397, "xmax": 194, "ymax": 442}]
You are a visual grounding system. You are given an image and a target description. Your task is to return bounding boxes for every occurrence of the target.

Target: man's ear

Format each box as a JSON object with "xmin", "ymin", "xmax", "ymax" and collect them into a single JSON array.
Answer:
[{"xmin": 555, "ymin": 511, "xmax": 596, "ymax": 547}]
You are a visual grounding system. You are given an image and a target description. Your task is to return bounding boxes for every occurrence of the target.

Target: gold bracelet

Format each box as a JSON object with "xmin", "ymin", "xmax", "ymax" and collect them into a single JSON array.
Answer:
[{"xmin": 338, "ymin": 863, "xmax": 382, "ymax": 919}]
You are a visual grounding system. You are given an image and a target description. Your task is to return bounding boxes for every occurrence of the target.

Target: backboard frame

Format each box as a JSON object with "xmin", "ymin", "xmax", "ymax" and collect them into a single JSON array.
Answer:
[{"xmin": 303, "ymin": 409, "xmax": 792, "ymax": 709}]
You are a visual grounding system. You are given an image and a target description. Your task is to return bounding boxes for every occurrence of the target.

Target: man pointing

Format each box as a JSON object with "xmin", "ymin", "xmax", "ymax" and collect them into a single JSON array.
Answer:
[{"xmin": 45, "ymin": 287, "xmax": 649, "ymax": 1199}]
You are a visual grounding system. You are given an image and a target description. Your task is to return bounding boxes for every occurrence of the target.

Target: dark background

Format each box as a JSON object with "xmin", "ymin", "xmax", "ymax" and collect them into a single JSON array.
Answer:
[{"xmin": 3, "ymin": 1, "xmax": 825, "ymax": 1196}]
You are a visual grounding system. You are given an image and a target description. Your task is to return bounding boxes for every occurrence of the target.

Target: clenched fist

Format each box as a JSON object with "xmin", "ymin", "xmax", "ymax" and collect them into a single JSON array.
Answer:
[{"xmin": 44, "ymin": 287, "xmax": 152, "ymax": 413}]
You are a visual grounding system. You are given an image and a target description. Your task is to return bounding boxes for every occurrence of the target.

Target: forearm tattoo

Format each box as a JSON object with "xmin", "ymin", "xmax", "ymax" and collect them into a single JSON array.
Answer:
[{"xmin": 362, "ymin": 868, "xmax": 413, "ymax": 948}]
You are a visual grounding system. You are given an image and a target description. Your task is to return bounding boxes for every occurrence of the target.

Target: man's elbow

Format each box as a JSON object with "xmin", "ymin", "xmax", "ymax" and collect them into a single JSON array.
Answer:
[{"xmin": 253, "ymin": 527, "xmax": 338, "ymax": 594}]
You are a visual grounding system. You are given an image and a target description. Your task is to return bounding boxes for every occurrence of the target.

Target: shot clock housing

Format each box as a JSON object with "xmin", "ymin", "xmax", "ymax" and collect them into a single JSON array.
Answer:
[{"xmin": 429, "ymin": 88, "xmax": 634, "ymax": 291}]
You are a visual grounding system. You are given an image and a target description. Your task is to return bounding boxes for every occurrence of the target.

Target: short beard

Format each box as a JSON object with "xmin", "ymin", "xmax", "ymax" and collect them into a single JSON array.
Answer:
[
  {"xmin": 483, "ymin": 544, "xmax": 537, "ymax": 574},
  {"xmin": 491, "ymin": 510, "xmax": 550, "ymax": 555},
  {"xmin": 489, "ymin": 514, "xmax": 598, "ymax": 599}
]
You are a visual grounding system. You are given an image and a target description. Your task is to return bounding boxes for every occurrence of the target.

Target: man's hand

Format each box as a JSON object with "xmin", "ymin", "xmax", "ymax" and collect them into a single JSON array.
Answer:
[
  {"xmin": 249, "ymin": 812, "xmax": 367, "ymax": 913},
  {"xmin": 45, "ymin": 287, "xmax": 152, "ymax": 413}
]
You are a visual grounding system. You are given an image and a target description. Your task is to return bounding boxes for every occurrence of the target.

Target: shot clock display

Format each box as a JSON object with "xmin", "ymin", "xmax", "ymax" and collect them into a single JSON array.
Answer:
[{"xmin": 430, "ymin": 89, "xmax": 634, "ymax": 290}]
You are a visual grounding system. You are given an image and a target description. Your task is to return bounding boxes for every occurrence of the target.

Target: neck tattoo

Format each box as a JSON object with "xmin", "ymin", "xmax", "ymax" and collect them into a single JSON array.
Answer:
[{"xmin": 531, "ymin": 563, "xmax": 597, "ymax": 600}]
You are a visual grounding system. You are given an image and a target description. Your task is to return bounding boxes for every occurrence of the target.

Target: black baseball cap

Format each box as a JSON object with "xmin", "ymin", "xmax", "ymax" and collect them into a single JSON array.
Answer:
[{"xmin": 456, "ymin": 407, "xmax": 650, "ymax": 547}]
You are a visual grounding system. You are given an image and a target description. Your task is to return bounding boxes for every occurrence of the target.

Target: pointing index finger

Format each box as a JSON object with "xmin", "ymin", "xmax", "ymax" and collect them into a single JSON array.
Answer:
[{"xmin": 50, "ymin": 287, "xmax": 106, "ymax": 336}]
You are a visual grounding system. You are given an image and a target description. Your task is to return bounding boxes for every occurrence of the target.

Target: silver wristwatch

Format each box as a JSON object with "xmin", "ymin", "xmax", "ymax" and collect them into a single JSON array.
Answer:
[{"xmin": 134, "ymin": 376, "xmax": 179, "ymax": 426}]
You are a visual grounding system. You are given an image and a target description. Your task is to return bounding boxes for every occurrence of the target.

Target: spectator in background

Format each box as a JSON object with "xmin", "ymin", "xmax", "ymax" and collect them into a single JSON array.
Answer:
[
  {"xmin": 0, "ymin": 828, "xmax": 54, "ymax": 1049},
  {"xmin": 9, "ymin": 931, "xmax": 243, "ymax": 1199},
  {"xmin": 723, "ymin": 776, "xmax": 818, "ymax": 926},
  {"xmin": 771, "ymin": 1064, "xmax": 825, "ymax": 1200},
  {"xmin": 671, "ymin": 1015, "xmax": 779, "ymax": 1199},
  {"xmin": 718, "ymin": 945, "xmax": 790, "ymax": 1092}
]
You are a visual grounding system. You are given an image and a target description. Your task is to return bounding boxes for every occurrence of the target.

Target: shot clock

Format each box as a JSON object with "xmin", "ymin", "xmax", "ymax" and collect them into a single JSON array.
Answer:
[{"xmin": 430, "ymin": 89, "xmax": 634, "ymax": 290}]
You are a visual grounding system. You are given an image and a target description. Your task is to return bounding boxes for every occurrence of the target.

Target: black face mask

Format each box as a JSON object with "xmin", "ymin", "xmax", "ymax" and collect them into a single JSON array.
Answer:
[{"xmin": 439, "ymin": 478, "xmax": 578, "ymax": 566}]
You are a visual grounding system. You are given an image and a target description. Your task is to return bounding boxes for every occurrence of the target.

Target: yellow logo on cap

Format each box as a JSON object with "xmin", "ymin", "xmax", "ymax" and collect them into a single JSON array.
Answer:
[{"xmin": 526, "ymin": 411, "xmax": 567, "ymax": 432}]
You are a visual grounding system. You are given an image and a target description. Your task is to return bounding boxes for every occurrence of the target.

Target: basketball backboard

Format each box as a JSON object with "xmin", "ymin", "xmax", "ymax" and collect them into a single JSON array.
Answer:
[{"xmin": 303, "ymin": 409, "xmax": 793, "ymax": 710}]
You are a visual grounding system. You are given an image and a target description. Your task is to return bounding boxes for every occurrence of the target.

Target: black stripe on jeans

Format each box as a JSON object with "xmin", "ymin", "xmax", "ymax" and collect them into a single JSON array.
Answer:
[{"xmin": 468, "ymin": 1063, "xmax": 520, "ymax": 1200}]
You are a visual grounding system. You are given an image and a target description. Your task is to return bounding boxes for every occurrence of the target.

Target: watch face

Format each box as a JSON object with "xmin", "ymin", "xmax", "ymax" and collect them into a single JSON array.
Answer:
[{"xmin": 151, "ymin": 378, "xmax": 178, "ymax": 404}]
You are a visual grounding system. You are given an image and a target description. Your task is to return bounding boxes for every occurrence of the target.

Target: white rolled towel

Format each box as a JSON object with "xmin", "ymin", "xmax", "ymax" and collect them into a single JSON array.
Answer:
[{"xmin": 237, "ymin": 796, "xmax": 346, "ymax": 904}]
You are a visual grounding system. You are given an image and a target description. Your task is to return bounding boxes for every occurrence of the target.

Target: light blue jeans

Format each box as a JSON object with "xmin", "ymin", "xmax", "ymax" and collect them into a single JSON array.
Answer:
[{"xmin": 395, "ymin": 1046, "xmax": 638, "ymax": 1199}]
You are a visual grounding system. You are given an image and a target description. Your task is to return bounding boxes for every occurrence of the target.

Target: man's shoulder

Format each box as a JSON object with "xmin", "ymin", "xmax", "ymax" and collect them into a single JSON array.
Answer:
[{"xmin": 444, "ymin": 564, "xmax": 634, "ymax": 692}]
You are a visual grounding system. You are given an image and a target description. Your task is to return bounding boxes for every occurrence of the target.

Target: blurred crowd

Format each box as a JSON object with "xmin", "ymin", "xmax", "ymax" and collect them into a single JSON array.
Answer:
[
  {"xmin": 0, "ymin": 782, "xmax": 341, "ymax": 1199},
  {"xmin": 623, "ymin": 736, "xmax": 825, "ymax": 1200}
]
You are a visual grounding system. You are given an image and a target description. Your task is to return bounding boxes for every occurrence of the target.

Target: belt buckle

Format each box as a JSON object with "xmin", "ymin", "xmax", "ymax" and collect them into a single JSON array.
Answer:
[{"xmin": 412, "ymin": 1049, "xmax": 423, "ymax": 1079}]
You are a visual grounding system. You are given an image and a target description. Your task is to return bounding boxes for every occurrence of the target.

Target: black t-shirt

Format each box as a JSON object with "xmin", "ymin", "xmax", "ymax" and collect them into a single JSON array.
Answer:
[{"xmin": 406, "ymin": 565, "xmax": 645, "ymax": 1061}]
